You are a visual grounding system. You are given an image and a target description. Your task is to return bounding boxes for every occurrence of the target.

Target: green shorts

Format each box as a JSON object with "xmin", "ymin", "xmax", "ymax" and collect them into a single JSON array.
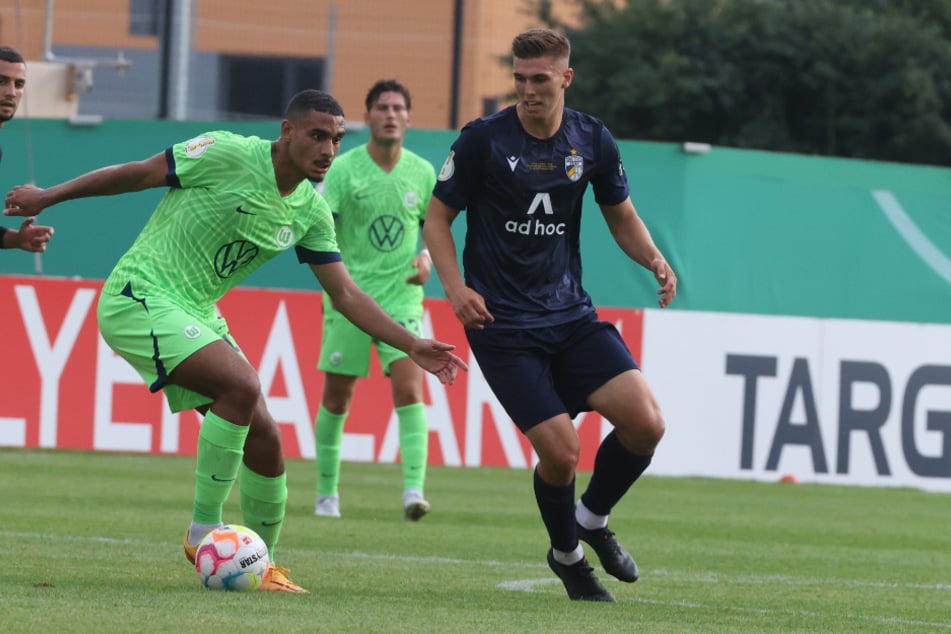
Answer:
[
  {"xmin": 97, "ymin": 281, "xmax": 243, "ymax": 413},
  {"xmin": 318, "ymin": 303, "xmax": 424, "ymax": 377}
]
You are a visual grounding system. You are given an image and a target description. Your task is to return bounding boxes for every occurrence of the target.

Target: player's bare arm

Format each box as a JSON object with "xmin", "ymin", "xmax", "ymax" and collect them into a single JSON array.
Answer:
[
  {"xmin": 600, "ymin": 198, "xmax": 678, "ymax": 308},
  {"xmin": 310, "ymin": 260, "xmax": 467, "ymax": 384},
  {"xmin": 422, "ymin": 197, "xmax": 495, "ymax": 329},
  {"xmin": 4, "ymin": 152, "xmax": 169, "ymax": 217}
]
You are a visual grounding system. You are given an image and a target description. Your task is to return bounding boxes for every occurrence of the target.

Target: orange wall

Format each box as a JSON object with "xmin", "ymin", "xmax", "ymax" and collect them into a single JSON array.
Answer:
[{"xmin": 0, "ymin": 0, "xmax": 581, "ymax": 128}]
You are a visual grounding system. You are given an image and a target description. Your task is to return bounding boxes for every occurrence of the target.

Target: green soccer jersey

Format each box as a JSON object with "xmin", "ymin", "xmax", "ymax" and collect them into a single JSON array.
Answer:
[
  {"xmin": 102, "ymin": 131, "xmax": 340, "ymax": 319},
  {"xmin": 320, "ymin": 144, "xmax": 436, "ymax": 313}
]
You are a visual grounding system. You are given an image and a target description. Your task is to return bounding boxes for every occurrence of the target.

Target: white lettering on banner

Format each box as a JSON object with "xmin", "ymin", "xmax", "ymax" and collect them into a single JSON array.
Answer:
[
  {"xmin": 0, "ymin": 416, "xmax": 26, "ymax": 446},
  {"xmin": 94, "ymin": 334, "xmax": 153, "ymax": 451},
  {"xmin": 15, "ymin": 285, "xmax": 96, "ymax": 448},
  {"xmin": 255, "ymin": 300, "xmax": 315, "ymax": 459},
  {"xmin": 464, "ymin": 355, "xmax": 527, "ymax": 468},
  {"xmin": 160, "ymin": 405, "xmax": 184, "ymax": 454}
]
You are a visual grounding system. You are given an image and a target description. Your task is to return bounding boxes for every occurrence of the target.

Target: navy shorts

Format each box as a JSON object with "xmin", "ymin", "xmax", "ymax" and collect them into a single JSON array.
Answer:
[{"xmin": 466, "ymin": 314, "xmax": 639, "ymax": 432}]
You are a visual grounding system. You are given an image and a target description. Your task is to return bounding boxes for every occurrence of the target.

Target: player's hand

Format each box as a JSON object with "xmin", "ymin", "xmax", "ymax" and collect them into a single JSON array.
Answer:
[
  {"xmin": 5, "ymin": 184, "xmax": 49, "ymax": 217},
  {"xmin": 405, "ymin": 250, "xmax": 432, "ymax": 286},
  {"xmin": 15, "ymin": 217, "xmax": 55, "ymax": 252},
  {"xmin": 408, "ymin": 338, "xmax": 468, "ymax": 385},
  {"xmin": 448, "ymin": 286, "xmax": 494, "ymax": 330},
  {"xmin": 652, "ymin": 258, "xmax": 677, "ymax": 308}
]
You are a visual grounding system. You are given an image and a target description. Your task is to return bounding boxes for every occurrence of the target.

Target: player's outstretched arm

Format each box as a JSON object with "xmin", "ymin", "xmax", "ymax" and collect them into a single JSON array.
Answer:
[
  {"xmin": 4, "ymin": 152, "xmax": 169, "ymax": 218},
  {"xmin": 310, "ymin": 260, "xmax": 468, "ymax": 384},
  {"xmin": 600, "ymin": 198, "xmax": 678, "ymax": 308}
]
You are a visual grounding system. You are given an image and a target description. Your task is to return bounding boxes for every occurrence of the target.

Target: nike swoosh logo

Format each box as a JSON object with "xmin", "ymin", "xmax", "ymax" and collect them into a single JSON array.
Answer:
[
  {"xmin": 261, "ymin": 520, "xmax": 281, "ymax": 526},
  {"xmin": 236, "ymin": 205, "xmax": 256, "ymax": 215},
  {"xmin": 210, "ymin": 474, "xmax": 235, "ymax": 482},
  {"xmin": 355, "ymin": 193, "xmax": 370, "ymax": 200}
]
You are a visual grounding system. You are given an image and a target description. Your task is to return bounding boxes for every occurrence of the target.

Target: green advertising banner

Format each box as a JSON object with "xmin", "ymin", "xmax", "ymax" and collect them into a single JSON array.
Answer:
[{"xmin": 2, "ymin": 119, "xmax": 949, "ymax": 324}]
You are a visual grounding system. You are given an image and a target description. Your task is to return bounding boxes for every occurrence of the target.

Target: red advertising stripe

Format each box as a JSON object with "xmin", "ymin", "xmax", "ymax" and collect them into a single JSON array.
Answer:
[{"xmin": 1, "ymin": 274, "xmax": 645, "ymax": 472}]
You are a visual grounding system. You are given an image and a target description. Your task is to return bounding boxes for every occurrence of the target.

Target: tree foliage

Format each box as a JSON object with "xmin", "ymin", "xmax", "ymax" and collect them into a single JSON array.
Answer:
[{"xmin": 537, "ymin": 0, "xmax": 951, "ymax": 166}]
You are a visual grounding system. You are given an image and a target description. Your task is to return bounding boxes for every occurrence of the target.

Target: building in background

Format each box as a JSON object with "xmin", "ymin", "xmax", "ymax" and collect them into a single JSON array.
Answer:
[{"xmin": 0, "ymin": 0, "xmax": 579, "ymax": 128}]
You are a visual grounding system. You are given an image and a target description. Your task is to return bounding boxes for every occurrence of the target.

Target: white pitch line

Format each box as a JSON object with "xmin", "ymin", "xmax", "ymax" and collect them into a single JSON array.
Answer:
[{"xmin": 7, "ymin": 531, "xmax": 951, "ymax": 628}]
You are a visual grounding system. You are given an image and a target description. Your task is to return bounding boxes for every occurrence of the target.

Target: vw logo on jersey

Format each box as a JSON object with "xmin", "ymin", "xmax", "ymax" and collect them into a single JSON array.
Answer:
[
  {"xmin": 368, "ymin": 215, "xmax": 405, "ymax": 252},
  {"xmin": 565, "ymin": 150, "xmax": 584, "ymax": 182},
  {"xmin": 214, "ymin": 240, "xmax": 259, "ymax": 278},
  {"xmin": 276, "ymin": 225, "xmax": 294, "ymax": 248}
]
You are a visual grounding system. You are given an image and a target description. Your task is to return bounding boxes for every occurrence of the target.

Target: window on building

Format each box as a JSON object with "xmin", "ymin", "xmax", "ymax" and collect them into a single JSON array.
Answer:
[
  {"xmin": 129, "ymin": 0, "xmax": 161, "ymax": 36},
  {"xmin": 221, "ymin": 55, "xmax": 325, "ymax": 119}
]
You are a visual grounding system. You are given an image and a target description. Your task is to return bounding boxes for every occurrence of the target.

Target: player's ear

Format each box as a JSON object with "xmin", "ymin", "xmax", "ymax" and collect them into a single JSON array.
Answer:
[
  {"xmin": 562, "ymin": 67, "xmax": 574, "ymax": 89},
  {"xmin": 280, "ymin": 119, "xmax": 292, "ymax": 142}
]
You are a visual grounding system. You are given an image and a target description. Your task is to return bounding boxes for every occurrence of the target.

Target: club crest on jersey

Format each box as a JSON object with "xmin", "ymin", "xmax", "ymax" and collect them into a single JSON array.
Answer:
[
  {"xmin": 403, "ymin": 191, "xmax": 419, "ymax": 208},
  {"xmin": 276, "ymin": 225, "xmax": 294, "ymax": 248},
  {"xmin": 565, "ymin": 150, "xmax": 583, "ymax": 182}
]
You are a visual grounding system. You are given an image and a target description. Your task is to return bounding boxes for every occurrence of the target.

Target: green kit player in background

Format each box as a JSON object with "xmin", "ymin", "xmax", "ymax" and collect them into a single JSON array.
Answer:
[
  {"xmin": 314, "ymin": 80, "xmax": 437, "ymax": 521},
  {"xmin": 3, "ymin": 89, "xmax": 466, "ymax": 593}
]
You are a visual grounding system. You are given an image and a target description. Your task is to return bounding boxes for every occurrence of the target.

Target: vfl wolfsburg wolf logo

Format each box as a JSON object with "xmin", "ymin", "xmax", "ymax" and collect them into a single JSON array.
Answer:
[
  {"xmin": 369, "ymin": 215, "xmax": 405, "ymax": 253},
  {"xmin": 214, "ymin": 240, "xmax": 259, "ymax": 278}
]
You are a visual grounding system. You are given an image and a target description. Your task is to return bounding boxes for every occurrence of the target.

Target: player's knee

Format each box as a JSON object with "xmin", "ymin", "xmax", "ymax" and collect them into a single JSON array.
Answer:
[
  {"xmin": 539, "ymin": 445, "xmax": 580, "ymax": 480},
  {"xmin": 617, "ymin": 406, "xmax": 665, "ymax": 454},
  {"xmin": 644, "ymin": 407, "xmax": 665, "ymax": 447},
  {"xmin": 224, "ymin": 372, "xmax": 263, "ymax": 412}
]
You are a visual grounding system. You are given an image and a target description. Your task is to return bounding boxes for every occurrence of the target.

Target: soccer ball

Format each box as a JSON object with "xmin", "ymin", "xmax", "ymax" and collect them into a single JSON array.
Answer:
[{"xmin": 195, "ymin": 524, "xmax": 270, "ymax": 591}]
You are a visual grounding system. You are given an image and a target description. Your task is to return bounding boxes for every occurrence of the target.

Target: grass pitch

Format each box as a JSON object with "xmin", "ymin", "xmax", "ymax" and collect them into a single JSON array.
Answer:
[{"xmin": 2, "ymin": 448, "xmax": 950, "ymax": 633}]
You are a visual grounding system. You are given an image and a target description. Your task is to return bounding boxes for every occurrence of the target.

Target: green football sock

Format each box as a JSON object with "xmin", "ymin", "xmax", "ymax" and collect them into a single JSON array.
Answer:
[
  {"xmin": 315, "ymin": 405, "xmax": 347, "ymax": 497},
  {"xmin": 239, "ymin": 464, "xmax": 287, "ymax": 562},
  {"xmin": 397, "ymin": 403, "xmax": 428, "ymax": 492},
  {"xmin": 192, "ymin": 411, "xmax": 249, "ymax": 525}
]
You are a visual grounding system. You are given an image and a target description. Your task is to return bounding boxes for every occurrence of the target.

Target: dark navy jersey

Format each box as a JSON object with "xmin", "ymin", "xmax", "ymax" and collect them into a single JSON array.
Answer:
[{"xmin": 432, "ymin": 105, "xmax": 630, "ymax": 328}]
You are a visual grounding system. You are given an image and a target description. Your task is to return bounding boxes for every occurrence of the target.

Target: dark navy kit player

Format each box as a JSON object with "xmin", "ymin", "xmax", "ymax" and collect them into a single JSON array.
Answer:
[{"xmin": 423, "ymin": 28, "xmax": 677, "ymax": 602}]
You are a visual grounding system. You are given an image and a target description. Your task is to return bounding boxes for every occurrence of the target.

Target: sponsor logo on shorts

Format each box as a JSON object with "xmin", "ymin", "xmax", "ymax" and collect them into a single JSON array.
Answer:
[{"xmin": 183, "ymin": 325, "xmax": 202, "ymax": 339}]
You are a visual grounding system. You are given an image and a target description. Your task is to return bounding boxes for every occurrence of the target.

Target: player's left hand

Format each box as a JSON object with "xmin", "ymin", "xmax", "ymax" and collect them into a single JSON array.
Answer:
[
  {"xmin": 652, "ymin": 258, "xmax": 677, "ymax": 308},
  {"xmin": 16, "ymin": 217, "xmax": 55, "ymax": 252},
  {"xmin": 408, "ymin": 338, "xmax": 468, "ymax": 385},
  {"xmin": 406, "ymin": 250, "xmax": 432, "ymax": 286}
]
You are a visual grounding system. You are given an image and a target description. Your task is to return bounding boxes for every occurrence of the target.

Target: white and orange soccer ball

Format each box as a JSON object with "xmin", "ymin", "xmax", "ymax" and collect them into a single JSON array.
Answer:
[{"xmin": 195, "ymin": 524, "xmax": 269, "ymax": 591}]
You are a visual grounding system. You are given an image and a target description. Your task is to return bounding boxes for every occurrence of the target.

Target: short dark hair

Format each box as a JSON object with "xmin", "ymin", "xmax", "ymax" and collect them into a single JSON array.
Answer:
[
  {"xmin": 512, "ymin": 28, "xmax": 571, "ymax": 61},
  {"xmin": 0, "ymin": 46, "xmax": 25, "ymax": 65},
  {"xmin": 285, "ymin": 89, "xmax": 344, "ymax": 120},
  {"xmin": 365, "ymin": 79, "xmax": 412, "ymax": 112}
]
